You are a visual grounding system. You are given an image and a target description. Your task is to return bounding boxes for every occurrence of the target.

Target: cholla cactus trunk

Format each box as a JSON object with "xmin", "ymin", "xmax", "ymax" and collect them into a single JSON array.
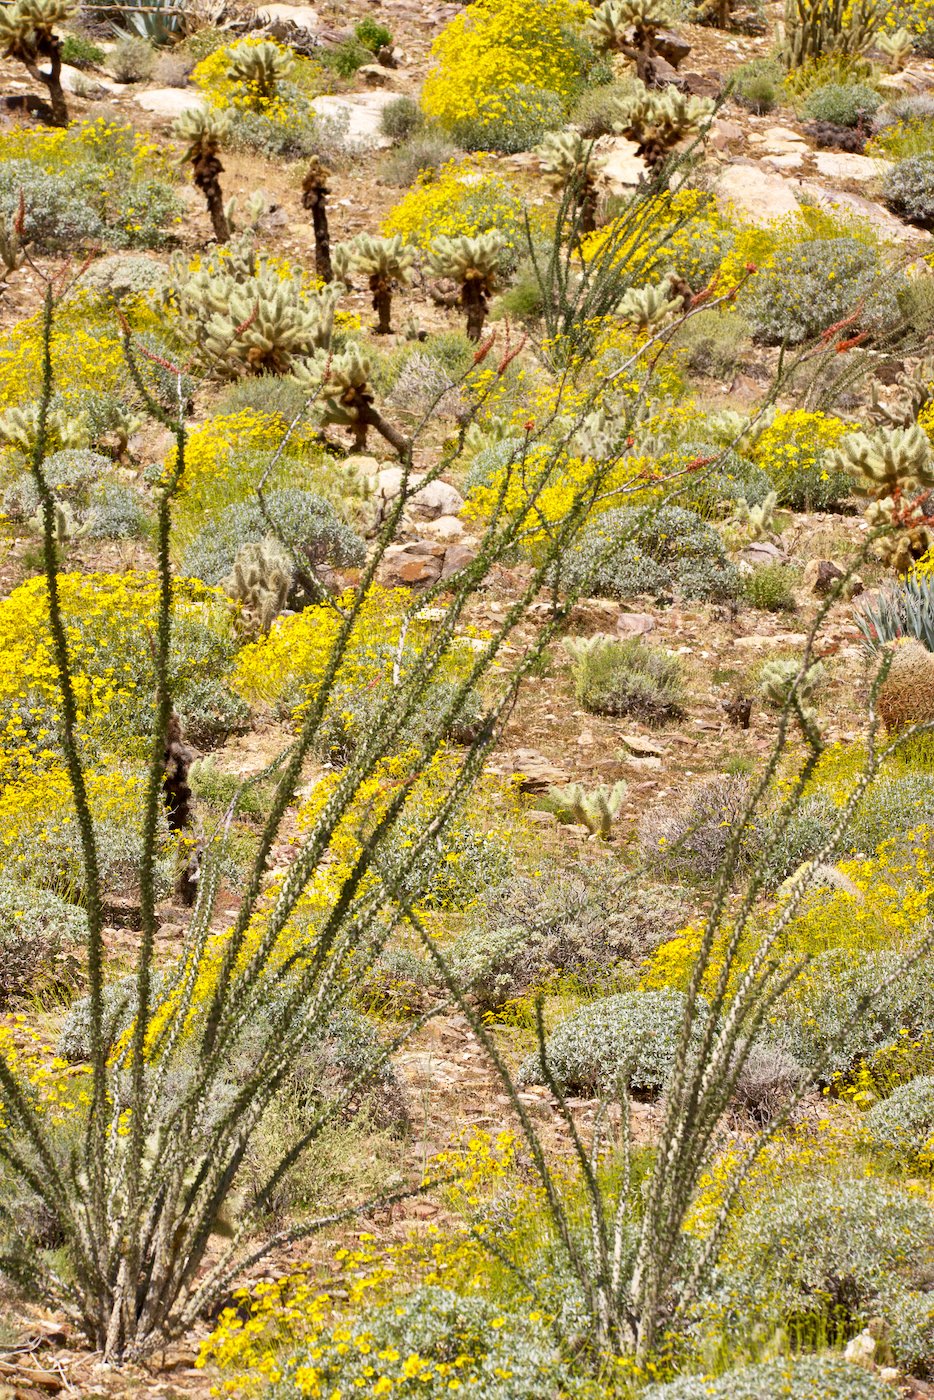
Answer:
[
  {"xmin": 579, "ymin": 177, "xmax": 599, "ymax": 236},
  {"xmin": 192, "ymin": 144, "xmax": 229, "ymax": 245},
  {"xmin": 462, "ymin": 272, "xmax": 489, "ymax": 343},
  {"xmin": 302, "ymin": 159, "xmax": 333, "ymax": 284},
  {"xmin": 370, "ymin": 273, "xmax": 393, "ymax": 335},
  {"xmin": 36, "ymin": 30, "xmax": 67, "ymax": 126}
]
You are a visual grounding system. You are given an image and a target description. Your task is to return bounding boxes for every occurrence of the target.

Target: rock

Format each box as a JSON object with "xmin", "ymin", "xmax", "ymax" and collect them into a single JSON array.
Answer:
[
  {"xmin": 762, "ymin": 153, "xmax": 804, "ymax": 172},
  {"xmin": 257, "ymin": 2, "xmax": 319, "ymax": 27},
  {"xmin": 419, "ymin": 514, "xmax": 464, "ymax": 543},
  {"xmin": 411, "ymin": 478, "xmax": 464, "ymax": 520},
  {"xmin": 624, "ymin": 754, "xmax": 663, "ymax": 771},
  {"xmin": 761, "ymin": 124, "xmax": 808, "ymax": 146},
  {"xmin": 60, "ymin": 63, "xmax": 117, "ymax": 94},
  {"xmin": 440, "ymin": 543, "xmax": 478, "ymax": 578},
  {"xmin": 813, "ymin": 151, "xmax": 893, "ymax": 183},
  {"xmin": 681, "ymin": 71, "xmax": 720, "ymax": 97},
  {"xmin": 377, "ymin": 541, "xmax": 445, "ymax": 588},
  {"xmin": 742, "ymin": 541, "xmax": 786, "ymax": 564},
  {"xmin": 357, "ymin": 63, "xmax": 400, "ymax": 87},
  {"xmin": 598, "ymin": 135, "xmax": 647, "ymax": 192},
  {"xmin": 133, "ymin": 87, "xmax": 205, "ymax": 118},
  {"xmin": 312, "ymin": 91, "xmax": 398, "ymax": 147},
  {"xmin": 616, "ymin": 611, "xmax": 656, "ymax": 638},
  {"xmin": 511, "ymin": 750, "xmax": 570, "ymax": 792},
  {"xmin": 734, "ymin": 632, "xmax": 809, "ymax": 650},
  {"xmin": 714, "ymin": 163, "xmax": 801, "ymax": 223},
  {"xmin": 655, "ymin": 28, "xmax": 691, "ymax": 66},
  {"xmin": 619, "ymin": 733, "xmax": 665, "ymax": 756},
  {"xmin": 709, "ymin": 117, "xmax": 744, "ymax": 151},
  {"xmin": 802, "ymin": 558, "xmax": 844, "ymax": 595}
]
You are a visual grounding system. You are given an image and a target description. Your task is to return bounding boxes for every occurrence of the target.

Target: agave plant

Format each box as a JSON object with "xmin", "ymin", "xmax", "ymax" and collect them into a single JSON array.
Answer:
[{"xmin": 855, "ymin": 571, "xmax": 934, "ymax": 654}]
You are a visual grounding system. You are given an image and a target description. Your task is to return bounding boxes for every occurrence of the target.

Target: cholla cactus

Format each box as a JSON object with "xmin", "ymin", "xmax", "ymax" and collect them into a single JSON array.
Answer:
[
  {"xmin": 586, "ymin": 0, "xmax": 672, "ymax": 79},
  {"xmin": 869, "ymin": 356, "xmax": 934, "ymax": 429},
  {"xmin": 828, "ymin": 424, "xmax": 934, "ymax": 572},
  {"xmin": 0, "ymin": 0, "xmax": 75, "ymax": 127},
  {"xmin": 876, "ymin": 26, "xmax": 914, "ymax": 71},
  {"xmin": 612, "ymin": 82, "xmax": 714, "ymax": 170},
  {"xmin": 780, "ymin": 0, "xmax": 881, "ymax": 68},
  {"xmin": 226, "ymin": 39, "xmax": 293, "ymax": 107},
  {"xmin": 730, "ymin": 490, "xmax": 778, "ymax": 542},
  {"xmin": 616, "ymin": 280, "xmax": 683, "ymax": 328},
  {"xmin": 0, "ymin": 403, "xmax": 88, "ymax": 453},
  {"xmin": 346, "ymin": 234, "xmax": 415, "ymax": 335},
  {"xmin": 427, "ymin": 231, "xmax": 507, "ymax": 342},
  {"xmin": 301, "ymin": 345, "xmax": 409, "ymax": 456},
  {"xmin": 759, "ymin": 656, "xmax": 825, "ymax": 707},
  {"xmin": 302, "ymin": 157, "xmax": 333, "ymax": 284},
  {"xmin": 535, "ymin": 130, "xmax": 604, "ymax": 234},
  {"xmin": 225, "ymin": 539, "xmax": 292, "ymax": 637},
  {"xmin": 174, "ymin": 106, "xmax": 233, "ymax": 245},
  {"xmin": 547, "ymin": 780, "xmax": 629, "ymax": 837},
  {"xmin": 167, "ymin": 235, "xmax": 339, "ymax": 378}
]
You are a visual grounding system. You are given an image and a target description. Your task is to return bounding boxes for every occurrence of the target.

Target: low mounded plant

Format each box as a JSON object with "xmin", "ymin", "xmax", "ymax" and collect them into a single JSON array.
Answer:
[
  {"xmin": 567, "ymin": 634, "xmax": 685, "ymax": 724},
  {"xmin": 644, "ymin": 1354, "xmax": 895, "ymax": 1399},
  {"xmin": 563, "ymin": 504, "xmax": 740, "ymax": 603},
  {"xmin": 748, "ymin": 237, "xmax": 903, "ymax": 344},
  {"xmin": 866, "ymin": 1074, "xmax": 934, "ymax": 1162},
  {"xmin": 800, "ymin": 80, "xmax": 882, "ymax": 126},
  {"xmin": 883, "ymin": 153, "xmax": 934, "ymax": 228}
]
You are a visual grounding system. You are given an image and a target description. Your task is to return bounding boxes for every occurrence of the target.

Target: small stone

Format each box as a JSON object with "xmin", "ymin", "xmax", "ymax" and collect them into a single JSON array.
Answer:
[
  {"xmin": 410, "ymin": 478, "xmax": 464, "ymax": 520},
  {"xmin": 742, "ymin": 541, "xmax": 786, "ymax": 564},
  {"xmin": 440, "ymin": 543, "xmax": 477, "ymax": 578},
  {"xmin": 710, "ymin": 118, "xmax": 744, "ymax": 151},
  {"xmin": 655, "ymin": 29, "xmax": 691, "ymax": 66},
  {"xmin": 762, "ymin": 152, "xmax": 804, "ymax": 172},
  {"xmin": 419, "ymin": 514, "xmax": 464, "ymax": 542},
  {"xmin": 734, "ymin": 631, "xmax": 809, "ymax": 650},
  {"xmin": 681, "ymin": 71, "xmax": 720, "ymax": 97},
  {"xmin": 357, "ymin": 63, "xmax": 398, "ymax": 86},
  {"xmin": 624, "ymin": 755, "xmax": 663, "ymax": 771},
  {"xmin": 802, "ymin": 558, "xmax": 844, "ymax": 595},
  {"xmin": 616, "ymin": 611, "xmax": 656, "ymax": 638},
  {"xmin": 619, "ymin": 733, "xmax": 665, "ymax": 756}
]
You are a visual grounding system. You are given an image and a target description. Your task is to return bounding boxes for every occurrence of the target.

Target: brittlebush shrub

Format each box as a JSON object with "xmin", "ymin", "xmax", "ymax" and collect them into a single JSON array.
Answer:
[
  {"xmin": 421, "ymin": 0, "xmax": 598, "ymax": 151},
  {"xmin": 382, "ymin": 156, "xmax": 528, "ymax": 262},
  {"xmin": 750, "ymin": 408, "xmax": 852, "ymax": 509}
]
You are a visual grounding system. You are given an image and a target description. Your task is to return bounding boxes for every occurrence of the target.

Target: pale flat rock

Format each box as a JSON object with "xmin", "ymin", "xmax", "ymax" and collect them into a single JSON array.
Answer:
[
  {"xmin": 734, "ymin": 631, "xmax": 808, "ymax": 650},
  {"xmin": 796, "ymin": 179, "xmax": 927, "ymax": 243},
  {"xmin": 715, "ymin": 163, "xmax": 801, "ymax": 223},
  {"xmin": 762, "ymin": 153, "xmax": 803, "ymax": 171},
  {"xmin": 60, "ymin": 63, "xmax": 119, "ymax": 94},
  {"xmin": 133, "ymin": 87, "xmax": 205, "ymax": 118},
  {"xmin": 312, "ymin": 91, "xmax": 397, "ymax": 147},
  {"xmin": 710, "ymin": 117, "xmax": 744, "ymax": 151},
  {"xmin": 598, "ymin": 135, "xmax": 647, "ymax": 192},
  {"xmin": 813, "ymin": 151, "xmax": 893, "ymax": 183},
  {"xmin": 762, "ymin": 124, "xmax": 808, "ymax": 145},
  {"xmin": 419, "ymin": 514, "xmax": 464, "ymax": 543},
  {"xmin": 257, "ymin": 2, "xmax": 319, "ymax": 27},
  {"xmin": 619, "ymin": 733, "xmax": 665, "ymax": 756}
]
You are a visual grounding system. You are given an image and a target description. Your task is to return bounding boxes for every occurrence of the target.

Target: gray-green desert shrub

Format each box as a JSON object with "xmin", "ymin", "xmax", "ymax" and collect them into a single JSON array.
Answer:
[
  {"xmin": 641, "ymin": 775, "xmax": 753, "ymax": 881},
  {"xmin": 110, "ymin": 34, "xmax": 155, "ymax": 82},
  {"xmin": 866, "ymin": 1074, "xmax": 934, "ymax": 1161},
  {"xmin": 450, "ymin": 85, "xmax": 566, "ymax": 153},
  {"xmin": 518, "ymin": 987, "xmax": 704, "ymax": 1094},
  {"xmin": 175, "ymin": 677, "xmax": 250, "ymax": 749},
  {"xmin": 0, "ymin": 878, "xmax": 87, "ymax": 1004},
  {"xmin": 569, "ymin": 635, "xmax": 685, "ymax": 724},
  {"xmin": 451, "ymin": 863, "xmax": 691, "ymax": 1007},
  {"xmin": 0, "ymin": 163, "xmax": 103, "ymax": 250},
  {"xmin": 269, "ymin": 1288, "xmax": 573, "ymax": 1400},
  {"xmin": 82, "ymin": 481, "xmax": 149, "ymax": 540},
  {"xmin": 644, "ymin": 1353, "xmax": 895, "ymax": 1400},
  {"xmin": 381, "ymin": 130, "xmax": 459, "ymax": 187},
  {"xmin": 801, "ymin": 80, "xmax": 882, "ymax": 126},
  {"xmin": 180, "ymin": 489, "xmax": 366, "ymax": 589},
  {"xmin": 883, "ymin": 153, "xmax": 934, "ymax": 228},
  {"xmin": 748, "ymin": 238, "xmax": 904, "ymax": 344},
  {"xmin": 564, "ymin": 504, "xmax": 740, "ymax": 602},
  {"xmin": 718, "ymin": 1175, "xmax": 934, "ymax": 1340},
  {"xmin": 730, "ymin": 57, "xmax": 782, "ymax": 112},
  {"xmin": 379, "ymin": 95, "xmax": 424, "ymax": 142}
]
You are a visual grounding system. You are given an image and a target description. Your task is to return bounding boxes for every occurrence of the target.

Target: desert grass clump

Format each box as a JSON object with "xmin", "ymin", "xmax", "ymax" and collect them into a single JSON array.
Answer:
[{"xmin": 567, "ymin": 634, "xmax": 685, "ymax": 723}]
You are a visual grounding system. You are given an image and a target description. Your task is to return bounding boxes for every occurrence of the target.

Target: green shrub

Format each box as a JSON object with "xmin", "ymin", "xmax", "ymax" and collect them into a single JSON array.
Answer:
[
  {"xmin": 381, "ymin": 129, "xmax": 459, "ymax": 187},
  {"xmin": 730, "ymin": 57, "xmax": 782, "ymax": 112},
  {"xmin": 60, "ymin": 33, "xmax": 104, "ymax": 67},
  {"xmin": 883, "ymin": 153, "xmax": 934, "ymax": 228},
  {"xmin": 800, "ymin": 80, "xmax": 882, "ymax": 126},
  {"xmin": 866, "ymin": 1074, "xmax": 934, "ymax": 1161},
  {"xmin": 749, "ymin": 237, "xmax": 904, "ymax": 344},
  {"xmin": 176, "ymin": 677, "xmax": 250, "ymax": 749},
  {"xmin": 269, "ymin": 1288, "xmax": 572, "ymax": 1400},
  {"xmin": 83, "ymin": 481, "xmax": 150, "ymax": 540},
  {"xmin": 226, "ymin": 94, "xmax": 344, "ymax": 161},
  {"xmin": 215, "ymin": 376, "xmax": 310, "ymax": 426},
  {"xmin": 742, "ymin": 563, "xmax": 798, "ymax": 611},
  {"xmin": 676, "ymin": 445, "xmax": 773, "ymax": 514},
  {"xmin": 0, "ymin": 878, "xmax": 87, "ymax": 1005},
  {"xmin": 179, "ymin": 489, "xmax": 366, "ymax": 589},
  {"xmin": 110, "ymin": 34, "xmax": 155, "ymax": 83},
  {"xmin": 451, "ymin": 863, "xmax": 691, "ymax": 1007},
  {"xmin": 564, "ymin": 504, "xmax": 740, "ymax": 602},
  {"xmin": 569, "ymin": 636, "xmax": 685, "ymax": 724},
  {"xmin": 777, "ymin": 948, "xmax": 934, "ymax": 1074},
  {"xmin": 379, "ymin": 95, "xmax": 424, "ymax": 142},
  {"xmin": 450, "ymin": 84, "xmax": 566, "ymax": 153},
  {"xmin": 644, "ymin": 1354, "xmax": 895, "ymax": 1400},
  {"xmin": 518, "ymin": 987, "xmax": 703, "ymax": 1093},
  {"xmin": 320, "ymin": 38, "xmax": 371, "ymax": 78},
  {"xmin": 0, "ymin": 163, "xmax": 103, "ymax": 250},
  {"xmin": 569, "ymin": 76, "xmax": 639, "ymax": 135},
  {"xmin": 719, "ymin": 1175, "xmax": 934, "ymax": 1340},
  {"xmin": 355, "ymin": 16, "xmax": 392, "ymax": 51}
]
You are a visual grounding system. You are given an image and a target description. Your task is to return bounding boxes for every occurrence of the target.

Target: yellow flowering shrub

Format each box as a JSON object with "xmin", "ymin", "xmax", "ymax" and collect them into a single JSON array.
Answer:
[
  {"xmin": 190, "ymin": 37, "xmax": 321, "ymax": 111},
  {"xmin": 583, "ymin": 189, "xmax": 733, "ymax": 294},
  {"xmin": 381, "ymin": 157, "xmax": 528, "ymax": 255},
  {"xmin": 749, "ymin": 408, "xmax": 852, "ymax": 508},
  {"xmin": 0, "ymin": 292, "xmax": 165, "ymax": 414},
  {"xmin": 421, "ymin": 0, "xmax": 589, "ymax": 134},
  {"xmin": 0, "ymin": 117, "xmax": 171, "ymax": 182}
]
